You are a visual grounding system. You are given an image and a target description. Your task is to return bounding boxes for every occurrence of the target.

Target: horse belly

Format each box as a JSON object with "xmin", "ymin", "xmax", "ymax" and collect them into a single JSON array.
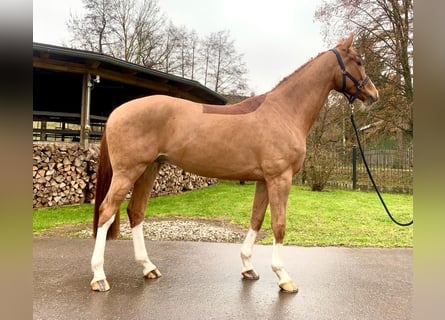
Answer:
[
  {"xmin": 167, "ymin": 148, "xmax": 262, "ymax": 180},
  {"xmin": 164, "ymin": 134, "xmax": 264, "ymax": 180}
]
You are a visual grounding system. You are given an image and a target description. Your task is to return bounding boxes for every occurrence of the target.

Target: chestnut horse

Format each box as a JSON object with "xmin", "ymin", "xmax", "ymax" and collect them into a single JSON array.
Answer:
[{"xmin": 90, "ymin": 34, "xmax": 379, "ymax": 293}]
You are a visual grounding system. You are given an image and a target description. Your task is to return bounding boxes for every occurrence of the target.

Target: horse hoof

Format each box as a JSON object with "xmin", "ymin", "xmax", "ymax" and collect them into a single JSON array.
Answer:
[
  {"xmin": 145, "ymin": 268, "xmax": 162, "ymax": 279},
  {"xmin": 242, "ymin": 269, "xmax": 260, "ymax": 280},
  {"xmin": 91, "ymin": 279, "xmax": 110, "ymax": 292},
  {"xmin": 279, "ymin": 281, "xmax": 298, "ymax": 294}
]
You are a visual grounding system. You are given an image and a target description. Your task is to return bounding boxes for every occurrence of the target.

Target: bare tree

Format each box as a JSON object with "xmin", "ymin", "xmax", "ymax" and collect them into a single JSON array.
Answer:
[
  {"xmin": 187, "ymin": 30, "xmax": 199, "ymax": 80},
  {"xmin": 198, "ymin": 30, "xmax": 248, "ymax": 94},
  {"xmin": 156, "ymin": 25, "xmax": 200, "ymax": 77},
  {"xmin": 68, "ymin": 0, "xmax": 168, "ymax": 67},
  {"xmin": 198, "ymin": 32, "xmax": 216, "ymax": 88},
  {"xmin": 67, "ymin": 1, "xmax": 250, "ymax": 95},
  {"xmin": 156, "ymin": 23, "xmax": 180, "ymax": 73},
  {"xmin": 108, "ymin": 0, "xmax": 168, "ymax": 66},
  {"xmin": 315, "ymin": 0, "xmax": 413, "ymax": 139},
  {"xmin": 67, "ymin": 0, "xmax": 114, "ymax": 53},
  {"xmin": 176, "ymin": 28, "xmax": 199, "ymax": 79}
]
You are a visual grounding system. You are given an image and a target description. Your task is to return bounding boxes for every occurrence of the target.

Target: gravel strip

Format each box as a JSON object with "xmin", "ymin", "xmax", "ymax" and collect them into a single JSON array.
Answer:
[{"xmin": 38, "ymin": 218, "xmax": 249, "ymax": 243}]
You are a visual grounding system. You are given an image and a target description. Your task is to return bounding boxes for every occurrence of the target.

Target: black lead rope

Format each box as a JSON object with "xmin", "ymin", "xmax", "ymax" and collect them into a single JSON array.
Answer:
[{"xmin": 350, "ymin": 110, "xmax": 413, "ymax": 227}]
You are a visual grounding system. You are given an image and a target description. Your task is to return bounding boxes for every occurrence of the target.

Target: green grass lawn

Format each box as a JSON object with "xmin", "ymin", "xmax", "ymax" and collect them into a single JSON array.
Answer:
[{"xmin": 33, "ymin": 181, "xmax": 413, "ymax": 247}]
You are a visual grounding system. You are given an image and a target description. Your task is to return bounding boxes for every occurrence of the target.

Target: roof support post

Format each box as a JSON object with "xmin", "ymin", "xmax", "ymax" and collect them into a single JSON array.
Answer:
[{"xmin": 80, "ymin": 73, "xmax": 92, "ymax": 148}]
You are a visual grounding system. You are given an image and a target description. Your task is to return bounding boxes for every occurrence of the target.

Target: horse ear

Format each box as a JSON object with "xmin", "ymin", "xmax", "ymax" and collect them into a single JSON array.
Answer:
[
  {"xmin": 337, "ymin": 33, "xmax": 354, "ymax": 50},
  {"xmin": 345, "ymin": 33, "xmax": 354, "ymax": 48}
]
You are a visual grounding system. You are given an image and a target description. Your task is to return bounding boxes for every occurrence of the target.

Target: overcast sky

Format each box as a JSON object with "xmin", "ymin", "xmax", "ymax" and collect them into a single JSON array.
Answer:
[{"xmin": 33, "ymin": 0, "xmax": 327, "ymax": 94}]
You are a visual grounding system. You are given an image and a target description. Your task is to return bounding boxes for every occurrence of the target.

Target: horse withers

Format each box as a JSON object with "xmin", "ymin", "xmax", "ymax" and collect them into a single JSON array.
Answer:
[{"xmin": 90, "ymin": 34, "xmax": 379, "ymax": 293}]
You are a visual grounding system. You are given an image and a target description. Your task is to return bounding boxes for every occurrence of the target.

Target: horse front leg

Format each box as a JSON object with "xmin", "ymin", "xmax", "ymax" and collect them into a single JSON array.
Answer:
[
  {"xmin": 267, "ymin": 172, "xmax": 298, "ymax": 293},
  {"xmin": 241, "ymin": 181, "xmax": 269, "ymax": 280}
]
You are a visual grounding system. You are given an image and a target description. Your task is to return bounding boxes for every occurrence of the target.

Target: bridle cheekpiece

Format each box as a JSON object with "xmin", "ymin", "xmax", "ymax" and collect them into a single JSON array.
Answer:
[{"xmin": 330, "ymin": 48, "xmax": 369, "ymax": 104}]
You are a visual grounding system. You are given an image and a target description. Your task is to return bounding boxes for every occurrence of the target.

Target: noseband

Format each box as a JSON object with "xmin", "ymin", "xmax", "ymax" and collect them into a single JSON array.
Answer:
[{"xmin": 330, "ymin": 48, "xmax": 369, "ymax": 104}]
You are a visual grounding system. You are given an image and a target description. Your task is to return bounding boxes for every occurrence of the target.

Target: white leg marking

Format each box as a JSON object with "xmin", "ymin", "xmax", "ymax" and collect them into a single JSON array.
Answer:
[
  {"xmin": 90, "ymin": 214, "xmax": 115, "ymax": 284},
  {"xmin": 240, "ymin": 228, "xmax": 258, "ymax": 272},
  {"xmin": 132, "ymin": 222, "xmax": 157, "ymax": 276},
  {"xmin": 271, "ymin": 239, "xmax": 292, "ymax": 285}
]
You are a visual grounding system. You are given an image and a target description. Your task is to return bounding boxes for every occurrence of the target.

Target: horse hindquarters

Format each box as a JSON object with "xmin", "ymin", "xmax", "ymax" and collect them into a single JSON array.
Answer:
[
  {"xmin": 90, "ymin": 131, "xmax": 152, "ymax": 291},
  {"xmin": 93, "ymin": 132, "xmax": 119, "ymax": 240}
]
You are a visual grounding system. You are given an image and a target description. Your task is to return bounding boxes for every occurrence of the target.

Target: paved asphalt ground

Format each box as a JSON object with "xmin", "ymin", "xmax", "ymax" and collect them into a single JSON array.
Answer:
[{"xmin": 33, "ymin": 238, "xmax": 412, "ymax": 320}]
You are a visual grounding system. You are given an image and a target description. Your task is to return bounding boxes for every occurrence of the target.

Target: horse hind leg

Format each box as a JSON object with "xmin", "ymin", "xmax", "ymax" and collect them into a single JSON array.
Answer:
[
  {"xmin": 91, "ymin": 214, "xmax": 115, "ymax": 291},
  {"xmin": 127, "ymin": 163, "xmax": 162, "ymax": 279},
  {"xmin": 91, "ymin": 173, "xmax": 137, "ymax": 291},
  {"xmin": 241, "ymin": 181, "xmax": 268, "ymax": 280}
]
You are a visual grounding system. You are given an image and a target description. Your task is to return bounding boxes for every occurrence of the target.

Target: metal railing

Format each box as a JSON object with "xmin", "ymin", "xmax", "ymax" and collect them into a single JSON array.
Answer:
[{"xmin": 296, "ymin": 146, "xmax": 413, "ymax": 194}]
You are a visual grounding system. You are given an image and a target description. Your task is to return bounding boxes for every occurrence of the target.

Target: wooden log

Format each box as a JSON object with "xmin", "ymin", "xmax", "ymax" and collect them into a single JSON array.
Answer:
[{"xmin": 33, "ymin": 142, "xmax": 218, "ymax": 208}]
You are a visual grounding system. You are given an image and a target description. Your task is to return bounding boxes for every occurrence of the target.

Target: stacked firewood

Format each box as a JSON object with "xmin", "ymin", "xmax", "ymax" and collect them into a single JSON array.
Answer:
[
  {"xmin": 152, "ymin": 165, "xmax": 217, "ymax": 197},
  {"xmin": 33, "ymin": 142, "xmax": 98, "ymax": 207},
  {"xmin": 33, "ymin": 142, "xmax": 217, "ymax": 208}
]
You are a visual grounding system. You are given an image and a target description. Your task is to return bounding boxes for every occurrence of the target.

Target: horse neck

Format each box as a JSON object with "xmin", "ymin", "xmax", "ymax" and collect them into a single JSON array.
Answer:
[{"xmin": 268, "ymin": 51, "xmax": 336, "ymax": 135}]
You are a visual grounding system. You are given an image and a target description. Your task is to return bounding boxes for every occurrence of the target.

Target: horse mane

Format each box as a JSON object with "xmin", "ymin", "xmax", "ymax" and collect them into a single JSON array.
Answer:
[{"xmin": 271, "ymin": 51, "xmax": 326, "ymax": 90}]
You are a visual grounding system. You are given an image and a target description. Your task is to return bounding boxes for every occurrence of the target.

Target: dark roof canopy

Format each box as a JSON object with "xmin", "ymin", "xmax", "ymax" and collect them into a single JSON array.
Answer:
[
  {"xmin": 33, "ymin": 43, "xmax": 226, "ymax": 143},
  {"xmin": 33, "ymin": 42, "xmax": 226, "ymax": 118}
]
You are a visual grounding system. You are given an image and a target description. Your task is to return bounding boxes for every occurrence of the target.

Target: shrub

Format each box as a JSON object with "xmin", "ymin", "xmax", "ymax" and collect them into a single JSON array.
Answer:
[{"xmin": 303, "ymin": 147, "xmax": 336, "ymax": 191}]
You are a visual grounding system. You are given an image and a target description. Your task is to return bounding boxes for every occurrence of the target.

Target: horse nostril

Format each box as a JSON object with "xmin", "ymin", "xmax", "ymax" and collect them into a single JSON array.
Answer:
[{"xmin": 369, "ymin": 93, "xmax": 378, "ymax": 103}]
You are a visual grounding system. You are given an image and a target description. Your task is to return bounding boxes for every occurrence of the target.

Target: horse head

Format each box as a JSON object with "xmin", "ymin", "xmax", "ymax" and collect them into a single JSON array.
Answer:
[{"xmin": 331, "ymin": 34, "xmax": 379, "ymax": 106}]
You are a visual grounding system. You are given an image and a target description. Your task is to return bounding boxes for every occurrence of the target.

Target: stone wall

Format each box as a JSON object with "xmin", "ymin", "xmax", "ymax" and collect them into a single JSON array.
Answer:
[{"xmin": 33, "ymin": 142, "xmax": 217, "ymax": 208}]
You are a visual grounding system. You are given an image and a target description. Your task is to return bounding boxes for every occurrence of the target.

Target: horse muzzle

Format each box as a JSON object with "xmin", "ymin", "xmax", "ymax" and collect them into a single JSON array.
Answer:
[
  {"xmin": 363, "ymin": 84, "xmax": 379, "ymax": 106},
  {"xmin": 362, "ymin": 91, "xmax": 378, "ymax": 106}
]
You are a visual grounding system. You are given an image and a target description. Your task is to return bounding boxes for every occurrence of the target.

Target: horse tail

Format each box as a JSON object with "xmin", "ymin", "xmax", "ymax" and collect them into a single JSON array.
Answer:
[{"xmin": 93, "ymin": 129, "xmax": 120, "ymax": 240}]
